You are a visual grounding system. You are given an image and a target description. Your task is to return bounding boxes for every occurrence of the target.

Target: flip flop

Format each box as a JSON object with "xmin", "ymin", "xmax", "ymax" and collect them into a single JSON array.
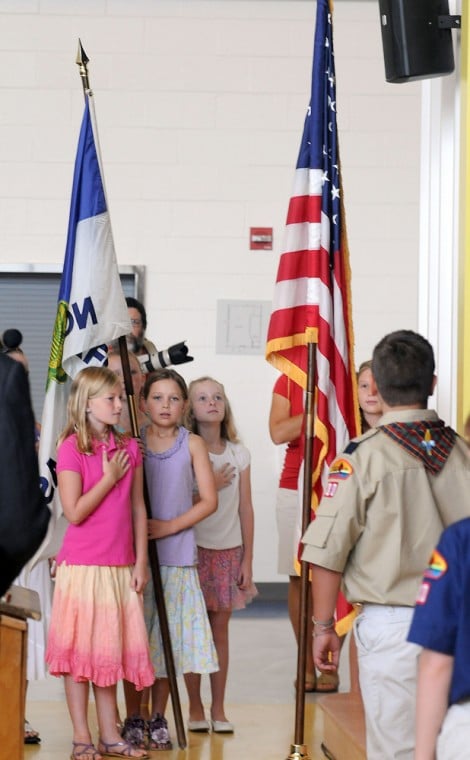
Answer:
[
  {"xmin": 98, "ymin": 740, "xmax": 149, "ymax": 759},
  {"xmin": 70, "ymin": 742, "xmax": 102, "ymax": 760}
]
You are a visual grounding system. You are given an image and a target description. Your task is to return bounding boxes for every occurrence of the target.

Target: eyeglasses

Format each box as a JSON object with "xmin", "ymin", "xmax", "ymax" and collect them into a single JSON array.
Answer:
[{"xmin": 130, "ymin": 319, "xmax": 142, "ymax": 326}]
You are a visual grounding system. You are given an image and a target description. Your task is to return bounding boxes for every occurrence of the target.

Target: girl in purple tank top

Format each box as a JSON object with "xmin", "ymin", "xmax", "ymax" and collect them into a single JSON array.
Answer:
[{"xmin": 125, "ymin": 369, "xmax": 218, "ymax": 752}]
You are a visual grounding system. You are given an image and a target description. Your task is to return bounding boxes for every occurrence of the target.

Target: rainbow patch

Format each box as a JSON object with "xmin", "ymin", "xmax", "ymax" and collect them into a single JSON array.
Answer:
[
  {"xmin": 328, "ymin": 459, "xmax": 353, "ymax": 480},
  {"xmin": 424, "ymin": 549, "xmax": 447, "ymax": 580}
]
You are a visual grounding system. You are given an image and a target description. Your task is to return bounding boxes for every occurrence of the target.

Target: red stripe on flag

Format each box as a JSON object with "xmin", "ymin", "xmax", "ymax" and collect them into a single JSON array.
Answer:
[
  {"xmin": 267, "ymin": 306, "xmax": 321, "ymax": 344},
  {"xmin": 274, "ymin": 249, "xmax": 328, "ymax": 283},
  {"xmin": 286, "ymin": 194, "xmax": 322, "ymax": 225}
]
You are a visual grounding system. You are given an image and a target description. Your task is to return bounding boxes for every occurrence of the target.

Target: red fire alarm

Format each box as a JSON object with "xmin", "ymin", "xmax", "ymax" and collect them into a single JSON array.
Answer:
[{"xmin": 250, "ymin": 227, "xmax": 273, "ymax": 250}]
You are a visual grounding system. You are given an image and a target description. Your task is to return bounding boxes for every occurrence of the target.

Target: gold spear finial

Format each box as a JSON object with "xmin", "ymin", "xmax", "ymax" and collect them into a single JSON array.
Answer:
[{"xmin": 76, "ymin": 38, "xmax": 90, "ymax": 95}]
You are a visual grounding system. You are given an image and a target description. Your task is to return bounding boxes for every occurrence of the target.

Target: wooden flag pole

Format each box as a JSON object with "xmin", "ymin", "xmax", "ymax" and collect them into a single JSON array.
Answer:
[
  {"xmin": 75, "ymin": 40, "xmax": 186, "ymax": 750},
  {"xmin": 118, "ymin": 337, "xmax": 187, "ymax": 750},
  {"xmin": 287, "ymin": 340, "xmax": 315, "ymax": 760}
]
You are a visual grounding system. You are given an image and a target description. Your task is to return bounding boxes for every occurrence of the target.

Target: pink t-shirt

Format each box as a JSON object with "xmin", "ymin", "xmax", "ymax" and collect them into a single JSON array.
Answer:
[{"xmin": 56, "ymin": 431, "xmax": 142, "ymax": 566}]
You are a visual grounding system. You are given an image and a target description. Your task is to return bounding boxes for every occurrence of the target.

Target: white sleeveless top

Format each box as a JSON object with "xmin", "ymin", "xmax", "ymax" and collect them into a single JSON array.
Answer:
[{"xmin": 194, "ymin": 441, "xmax": 250, "ymax": 550}]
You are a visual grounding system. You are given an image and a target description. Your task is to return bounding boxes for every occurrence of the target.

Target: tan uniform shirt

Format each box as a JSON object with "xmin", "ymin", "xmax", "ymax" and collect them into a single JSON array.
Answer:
[{"xmin": 301, "ymin": 409, "xmax": 470, "ymax": 606}]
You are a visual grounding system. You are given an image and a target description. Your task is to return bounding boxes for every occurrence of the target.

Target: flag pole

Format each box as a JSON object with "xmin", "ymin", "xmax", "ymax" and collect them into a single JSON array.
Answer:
[
  {"xmin": 286, "ymin": 342, "xmax": 315, "ymax": 760},
  {"xmin": 75, "ymin": 41, "xmax": 186, "ymax": 750},
  {"xmin": 76, "ymin": 38, "xmax": 90, "ymax": 92},
  {"xmin": 267, "ymin": 2, "xmax": 359, "ymax": 756},
  {"xmin": 118, "ymin": 335, "xmax": 187, "ymax": 751}
]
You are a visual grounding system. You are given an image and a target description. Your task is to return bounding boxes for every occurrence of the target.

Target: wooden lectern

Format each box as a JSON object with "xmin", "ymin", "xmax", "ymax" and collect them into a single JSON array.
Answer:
[{"xmin": 0, "ymin": 585, "xmax": 41, "ymax": 760}]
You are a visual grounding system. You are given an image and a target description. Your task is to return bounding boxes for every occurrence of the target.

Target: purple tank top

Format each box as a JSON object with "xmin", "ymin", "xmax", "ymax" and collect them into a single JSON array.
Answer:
[{"xmin": 142, "ymin": 425, "xmax": 197, "ymax": 566}]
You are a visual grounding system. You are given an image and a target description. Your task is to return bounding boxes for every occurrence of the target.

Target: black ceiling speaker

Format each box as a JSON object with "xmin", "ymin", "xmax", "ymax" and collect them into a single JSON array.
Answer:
[{"xmin": 378, "ymin": 0, "xmax": 456, "ymax": 83}]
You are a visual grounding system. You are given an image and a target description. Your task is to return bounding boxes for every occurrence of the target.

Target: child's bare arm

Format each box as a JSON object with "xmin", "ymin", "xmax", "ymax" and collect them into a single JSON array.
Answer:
[
  {"xmin": 130, "ymin": 464, "xmax": 149, "ymax": 592},
  {"xmin": 148, "ymin": 434, "xmax": 217, "ymax": 539},
  {"xmin": 415, "ymin": 648, "xmax": 453, "ymax": 760}
]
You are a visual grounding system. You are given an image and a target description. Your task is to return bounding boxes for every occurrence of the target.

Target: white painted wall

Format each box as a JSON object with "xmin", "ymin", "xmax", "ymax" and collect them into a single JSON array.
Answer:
[{"xmin": 0, "ymin": 0, "xmax": 421, "ymax": 582}]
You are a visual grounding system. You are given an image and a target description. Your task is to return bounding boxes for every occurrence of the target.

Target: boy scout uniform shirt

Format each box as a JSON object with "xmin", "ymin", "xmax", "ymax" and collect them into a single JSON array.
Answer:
[
  {"xmin": 301, "ymin": 409, "xmax": 470, "ymax": 607},
  {"xmin": 408, "ymin": 517, "xmax": 470, "ymax": 706}
]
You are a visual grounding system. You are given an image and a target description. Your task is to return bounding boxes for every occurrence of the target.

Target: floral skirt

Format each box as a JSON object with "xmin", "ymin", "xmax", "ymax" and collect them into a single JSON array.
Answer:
[
  {"xmin": 45, "ymin": 563, "xmax": 154, "ymax": 690},
  {"xmin": 197, "ymin": 546, "xmax": 258, "ymax": 611},
  {"xmin": 144, "ymin": 565, "xmax": 218, "ymax": 677}
]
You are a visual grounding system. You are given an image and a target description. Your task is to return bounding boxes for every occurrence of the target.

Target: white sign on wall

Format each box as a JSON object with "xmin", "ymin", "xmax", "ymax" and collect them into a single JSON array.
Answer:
[{"xmin": 216, "ymin": 299, "xmax": 272, "ymax": 355}]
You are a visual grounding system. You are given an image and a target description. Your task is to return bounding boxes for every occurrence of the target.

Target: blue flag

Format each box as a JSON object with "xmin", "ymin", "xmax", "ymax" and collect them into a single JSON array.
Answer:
[{"xmin": 31, "ymin": 93, "xmax": 131, "ymax": 564}]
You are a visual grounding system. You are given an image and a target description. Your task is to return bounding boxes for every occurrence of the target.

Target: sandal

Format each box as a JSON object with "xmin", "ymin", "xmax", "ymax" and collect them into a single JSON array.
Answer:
[
  {"xmin": 148, "ymin": 714, "xmax": 172, "ymax": 751},
  {"xmin": 305, "ymin": 673, "xmax": 316, "ymax": 693},
  {"xmin": 316, "ymin": 671, "xmax": 339, "ymax": 693},
  {"xmin": 121, "ymin": 716, "xmax": 148, "ymax": 749},
  {"xmin": 294, "ymin": 673, "xmax": 317, "ymax": 693},
  {"xmin": 98, "ymin": 739, "xmax": 149, "ymax": 759},
  {"xmin": 71, "ymin": 742, "xmax": 102, "ymax": 760},
  {"xmin": 25, "ymin": 719, "xmax": 41, "ymax": 744}
]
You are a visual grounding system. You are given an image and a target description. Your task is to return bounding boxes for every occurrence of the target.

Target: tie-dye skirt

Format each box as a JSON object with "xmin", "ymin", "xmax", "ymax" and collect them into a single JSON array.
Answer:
[{"xmin": 46, "ymin": 563, "xmax": 155, "ymax": 689}]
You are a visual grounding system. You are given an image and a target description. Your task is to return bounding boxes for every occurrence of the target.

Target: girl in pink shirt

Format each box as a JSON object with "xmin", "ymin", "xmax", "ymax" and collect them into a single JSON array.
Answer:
[{"xmin": 45, "ymin": 366, "xmax": 154, "ymax": 760}]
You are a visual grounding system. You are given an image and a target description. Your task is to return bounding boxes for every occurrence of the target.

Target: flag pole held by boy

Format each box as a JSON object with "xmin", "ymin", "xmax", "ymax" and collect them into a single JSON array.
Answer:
[{"xmin": 265, "ymin": 0, "xmax": 360, "ymax": 754}]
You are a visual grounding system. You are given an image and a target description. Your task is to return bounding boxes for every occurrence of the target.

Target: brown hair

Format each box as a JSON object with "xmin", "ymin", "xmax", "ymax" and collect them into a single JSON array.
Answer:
[
  {"xmin": 372, "ymin": 330, "xmax": 435, "ymax": 406},
  {"xmin": 143, "ymin": 368, "xmax": 188, "ymax": 401}
]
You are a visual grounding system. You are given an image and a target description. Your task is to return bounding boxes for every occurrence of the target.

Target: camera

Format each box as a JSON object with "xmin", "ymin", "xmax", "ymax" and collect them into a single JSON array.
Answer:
[{"xmin": 138, "ymin": 341, "xmax": 194, "ymax": 373}]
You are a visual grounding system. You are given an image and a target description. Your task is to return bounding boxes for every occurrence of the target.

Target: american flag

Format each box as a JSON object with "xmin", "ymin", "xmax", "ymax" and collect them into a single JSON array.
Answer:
[{"xmin": 266, "ymin": 0, "xmax": 360, "ymax": 520}]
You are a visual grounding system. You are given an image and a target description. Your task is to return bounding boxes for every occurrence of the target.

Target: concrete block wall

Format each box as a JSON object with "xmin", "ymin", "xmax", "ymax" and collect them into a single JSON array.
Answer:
[{"xmin": 0, "ymin": 0, "xmax": 421, "ymax": 582}]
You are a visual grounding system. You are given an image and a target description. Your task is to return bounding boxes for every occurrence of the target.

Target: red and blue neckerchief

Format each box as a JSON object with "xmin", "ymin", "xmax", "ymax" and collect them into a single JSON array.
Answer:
[{"xmin": 380, "ymin": 419, "xmax": 456, "ymax": 475}]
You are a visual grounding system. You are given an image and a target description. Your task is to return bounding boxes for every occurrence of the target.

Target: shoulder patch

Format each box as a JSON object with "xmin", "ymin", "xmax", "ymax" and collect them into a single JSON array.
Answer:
[
  {"xmin": 324, "ymin": 481, "xmax": 338, "ymax": 498},
  {"xmin": 415, "ymin": 581, "xmax": 430, "ymax": 605},
  {"xmin": 424, "ymin": 549, "xmax": 447, "ymax": 580},
  {"xmin": 328, "ymin": 458, "xmax": 353, "ymax": 480}
]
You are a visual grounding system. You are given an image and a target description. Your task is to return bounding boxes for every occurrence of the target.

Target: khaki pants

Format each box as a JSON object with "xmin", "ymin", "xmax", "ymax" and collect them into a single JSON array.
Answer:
[
  {"xmin": 437, "ymin": 702, "xmax": 470, "ymax": 759},
  {"xmin": 354, "ymin": 604, "xmax": 420, "ymax": 760},
  {"xmin": 275, "ymin": 487, "xmax": 299, "ymax": 575}
]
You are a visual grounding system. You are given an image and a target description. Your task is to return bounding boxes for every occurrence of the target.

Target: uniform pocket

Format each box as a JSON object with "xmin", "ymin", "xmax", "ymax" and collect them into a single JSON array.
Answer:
[{"xmin": 302, "ymin": 503, "xmax": 338, "ymax": 548}]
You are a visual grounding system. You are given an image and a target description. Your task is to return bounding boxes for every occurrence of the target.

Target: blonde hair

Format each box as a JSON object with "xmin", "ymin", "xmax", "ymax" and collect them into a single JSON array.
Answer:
[
  {"xmin": 357, "ymin": 359, "xmax": 372, "ymax": 379},
  {"xmin": 58, "ymin": 366, "xmax": 126, "ymax": 453},
  {"xmin": 186, "ymin": 376, "xmax": 239, "ymax": 443},
  {"xmin": 357, "ymin": 359, "xmax": 375, "ymax": 433}
]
